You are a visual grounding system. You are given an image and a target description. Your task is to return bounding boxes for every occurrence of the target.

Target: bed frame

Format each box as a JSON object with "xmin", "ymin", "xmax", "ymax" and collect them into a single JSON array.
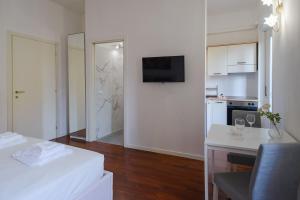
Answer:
[{"xmin": 75, "ymin": 171, "xmax": 113, "ymax": 200}]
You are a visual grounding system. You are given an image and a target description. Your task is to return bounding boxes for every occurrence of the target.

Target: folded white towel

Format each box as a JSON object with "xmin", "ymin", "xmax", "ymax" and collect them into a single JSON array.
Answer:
[
  {"xmin": 35, "ymin": 141, "xmax": 67, "ymax": 159},
  {"xmin": 12, "ymin": 141, "xmax": 73, "ymax": 167},
  {"xmin": 0, "ymin": 132, "xmax": 26, "ymax": 149}
]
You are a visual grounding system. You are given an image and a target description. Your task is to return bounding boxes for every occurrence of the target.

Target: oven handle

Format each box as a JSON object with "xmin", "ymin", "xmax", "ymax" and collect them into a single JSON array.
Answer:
[{"xmin": 227, "ymin": 106, "xmax": 258, "ymax": 111}]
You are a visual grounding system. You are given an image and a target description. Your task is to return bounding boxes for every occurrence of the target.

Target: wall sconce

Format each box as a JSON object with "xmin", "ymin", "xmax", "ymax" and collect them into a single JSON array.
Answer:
[
  {"xmin": 262, "ymin": 0, "xmax": 283, "ymax": 32},
  {"xmin": 115, "ymin": 43, "xmax": 123, "ymax": 49},
  {"xmin": 264, "ymin": 14, "xmax": 279, "ymax": 29},
  {"xmin": 262, "ymin": 0, "xmax": 273, "ymax": 6}
]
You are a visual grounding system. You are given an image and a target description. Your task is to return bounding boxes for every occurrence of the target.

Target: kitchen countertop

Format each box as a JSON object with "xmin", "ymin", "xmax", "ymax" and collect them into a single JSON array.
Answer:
[{"xmin": 206, "ymin": 96, "xmax": 258, "ymax": 102}]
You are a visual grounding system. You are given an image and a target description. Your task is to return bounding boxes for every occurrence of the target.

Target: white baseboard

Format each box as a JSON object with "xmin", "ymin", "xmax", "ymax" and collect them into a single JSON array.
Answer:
[{"xmin": 125, "ymin": 144, "xmax": 204, "ymax": 161}]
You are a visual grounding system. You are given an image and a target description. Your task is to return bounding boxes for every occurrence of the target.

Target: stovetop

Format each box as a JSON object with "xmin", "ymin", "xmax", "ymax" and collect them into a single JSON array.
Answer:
[{"xmin": 206, "ymin": 96, "xmax": 258, "ymax": 102}]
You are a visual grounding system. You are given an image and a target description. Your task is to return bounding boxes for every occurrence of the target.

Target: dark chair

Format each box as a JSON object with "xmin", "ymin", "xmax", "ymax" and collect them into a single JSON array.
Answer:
[
  {"xmin": 227, "ymin": 110, "xmax": 261, "ymax": 170},
  {"xmin": 227, "ymin": 153, "xmax": 256, "ymax": 168},
  {"xmin": 298, "ymin": 184, "xmax": 300, "ymax": 200},
  {"xmin": 213, "ymin": 143, "xmax": 300, "ymax": 200}
]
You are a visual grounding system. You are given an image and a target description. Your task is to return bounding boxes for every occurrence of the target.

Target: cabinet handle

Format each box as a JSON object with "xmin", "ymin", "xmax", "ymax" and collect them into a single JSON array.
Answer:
[
  {"xmin": 213, "ymin": 73, "xmax": 222, "ymax": 75},
  {"xmin": 15, "ymin": 91, "xmax": 25, "ymax": 94},
  {"xmin": 237, "ymin": 61, "xmax": 247, "ymax": 65}
]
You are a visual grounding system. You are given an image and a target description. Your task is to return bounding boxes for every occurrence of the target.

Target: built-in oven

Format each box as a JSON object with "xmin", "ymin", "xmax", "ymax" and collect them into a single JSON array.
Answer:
[{"xmin": 227, "ymin": 101, "xmax": 258, "ymax": 125}]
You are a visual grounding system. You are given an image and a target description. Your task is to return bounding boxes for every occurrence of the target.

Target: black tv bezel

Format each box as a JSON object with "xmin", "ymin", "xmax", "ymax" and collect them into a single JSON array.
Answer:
[{"xmin": 142, "ymin": 55, "xmax": 185, "ymax": 83}]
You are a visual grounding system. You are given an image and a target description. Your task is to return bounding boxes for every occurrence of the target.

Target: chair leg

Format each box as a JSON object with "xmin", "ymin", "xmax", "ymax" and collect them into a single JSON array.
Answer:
[{"xmin": 213, "ymin": 183, "xmax": 219, "ymax": 200}]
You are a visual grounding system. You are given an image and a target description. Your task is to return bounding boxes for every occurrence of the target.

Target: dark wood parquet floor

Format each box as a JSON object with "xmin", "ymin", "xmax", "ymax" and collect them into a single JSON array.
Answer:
[{"xmin": 54, "ymin": 136, "xmax": 205, "ymax": 200}]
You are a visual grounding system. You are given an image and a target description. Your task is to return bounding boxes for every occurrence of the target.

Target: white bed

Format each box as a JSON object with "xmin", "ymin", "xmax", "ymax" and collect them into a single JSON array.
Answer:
[{"xmin": 0, "ymin": 137, "xmax": 113, "ymax": 200}]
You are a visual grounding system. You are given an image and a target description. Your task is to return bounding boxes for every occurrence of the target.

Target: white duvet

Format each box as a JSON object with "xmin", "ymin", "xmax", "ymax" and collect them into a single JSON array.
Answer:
[{"xmin": 0, "ymin": 137, "xmax": 104, "ymax": 200}]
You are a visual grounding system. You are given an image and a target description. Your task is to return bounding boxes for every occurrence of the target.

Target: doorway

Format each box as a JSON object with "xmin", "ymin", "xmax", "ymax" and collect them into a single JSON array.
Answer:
[
  {"xmin": 11, "ymin": 34, "xmax": 57, "ymax": 140},
  {"xmin": 94, "ymin": 41, "xmax": 124, "ymax": 146}
]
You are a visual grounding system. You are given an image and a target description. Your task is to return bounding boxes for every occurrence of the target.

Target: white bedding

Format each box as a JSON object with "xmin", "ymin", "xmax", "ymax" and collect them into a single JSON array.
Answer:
[{"xmin": 0, "ymin": 137, "xmax": 104, "ymax": 200}]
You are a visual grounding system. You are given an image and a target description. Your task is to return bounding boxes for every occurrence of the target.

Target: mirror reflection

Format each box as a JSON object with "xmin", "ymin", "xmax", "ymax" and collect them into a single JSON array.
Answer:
[{"xmin": 68, "ymin": 33, "xmax": 86, "ymax": 140}]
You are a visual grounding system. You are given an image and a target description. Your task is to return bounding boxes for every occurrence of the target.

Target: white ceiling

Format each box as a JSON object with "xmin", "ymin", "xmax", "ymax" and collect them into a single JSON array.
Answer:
[
  {"xmin": 51, "ymin": 0, "xmax": 85, "ymax": 14},
  {"xmin": 208, "ymin": 0, "xmax": 259, "ymax": 16},
  {"xmin": 51, "ymin": 0, "xmax": 258, "ymax": 17}
]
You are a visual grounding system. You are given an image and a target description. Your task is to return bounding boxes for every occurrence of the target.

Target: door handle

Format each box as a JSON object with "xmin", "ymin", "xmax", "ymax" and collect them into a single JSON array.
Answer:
[{"xmin": 15, "ymin": 91, "xmax": 25, "ymax": 94}]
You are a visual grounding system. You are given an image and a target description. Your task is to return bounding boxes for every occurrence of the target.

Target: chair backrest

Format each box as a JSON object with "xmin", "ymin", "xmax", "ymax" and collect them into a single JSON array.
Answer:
[
  {"xmin": 249, "ymin": 143, "xmax": 300, "ymax": 200},
  {"xmin": 298, "ymin": 184, "xmax": 300, "ymax": 200},
  {"xmin": 232, "ymin": 110, "xmax": 261, "ymax": 128}
]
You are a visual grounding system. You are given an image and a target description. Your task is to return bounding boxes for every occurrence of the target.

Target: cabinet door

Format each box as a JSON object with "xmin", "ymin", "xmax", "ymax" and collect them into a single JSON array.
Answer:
[
  {"xmin": 211, "ymin": 101, "xmax": 227, "ymax": 125},
  {"xmin": 206, "ymin": 102, "xmax": 213, "ymax": 135},
  {"xmin": 227, "ymin": 43, "xmax": 257, "ymax": 66},
  {"xmin": 207, "ymin": 46, "xmax": 228, "ymax": 76},
  {"xmin": 206, "ymin": 101, "xmax": 227, "ymax": 136}
]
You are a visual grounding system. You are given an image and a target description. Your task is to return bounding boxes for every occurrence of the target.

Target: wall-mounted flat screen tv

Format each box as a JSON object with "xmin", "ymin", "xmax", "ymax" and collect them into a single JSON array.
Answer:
[{"xmin": 142, "ymin": 56, "xmax": 185, "ymax": 82}]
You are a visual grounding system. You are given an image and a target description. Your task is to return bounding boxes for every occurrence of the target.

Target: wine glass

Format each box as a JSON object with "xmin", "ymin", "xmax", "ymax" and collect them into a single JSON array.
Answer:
[
  {"xmin": 235, "ymin": 118, "xmax": 245, "ymax": 136},
  {"xmin": 246, "ymin": 114, "xmax": 256, "ymax": 128}
]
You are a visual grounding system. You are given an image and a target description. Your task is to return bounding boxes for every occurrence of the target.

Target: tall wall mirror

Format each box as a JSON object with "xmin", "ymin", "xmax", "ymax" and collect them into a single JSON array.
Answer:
[{"xmin": 68, "ymin": 33, "xmax": 86, "ymax": 141}]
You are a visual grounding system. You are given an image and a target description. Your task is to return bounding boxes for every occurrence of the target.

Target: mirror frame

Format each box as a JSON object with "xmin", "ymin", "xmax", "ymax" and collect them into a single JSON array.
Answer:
[{"xmin": 67, "ymin": 32, "xmax": 87, "ymax": 141}]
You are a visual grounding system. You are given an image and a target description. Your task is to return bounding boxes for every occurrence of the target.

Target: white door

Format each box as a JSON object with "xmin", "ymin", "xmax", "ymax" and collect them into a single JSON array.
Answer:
[
  {"xmin": 227, "ymin": 43, "xmax": 257, "ymax": 66},
  {"xmin": 211, "ymin": 101, "xmax": 227, "ymax": 125},
  {"xmin": 227, "ymin": 43, "xmax": 257, "ymax": 73},
  {"xmin": 12, "ymin": 35, "xmax": 56, "ymax": 140},
  {"xmin": 206, "ymin": 100, "xmax": 227, "ymax": 136},
  {"xmin": 206, "ymin": 101, "xmax": 213, "ymax": 136},
  {"xmin": 207, "ymin": 46, "xmax": 228, "ymax": 76}
]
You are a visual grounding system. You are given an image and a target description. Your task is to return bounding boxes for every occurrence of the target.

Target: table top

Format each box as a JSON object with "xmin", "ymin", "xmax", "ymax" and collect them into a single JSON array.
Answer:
[{"xmin": 206, "ymin": 124, "xmax": 298, "ymax": 152}]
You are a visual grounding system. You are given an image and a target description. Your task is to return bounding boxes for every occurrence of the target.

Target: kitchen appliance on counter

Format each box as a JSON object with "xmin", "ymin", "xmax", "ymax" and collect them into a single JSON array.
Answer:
[{"xmin": 227, "ymin": 101, "xmax": 258, "ymax": 125}]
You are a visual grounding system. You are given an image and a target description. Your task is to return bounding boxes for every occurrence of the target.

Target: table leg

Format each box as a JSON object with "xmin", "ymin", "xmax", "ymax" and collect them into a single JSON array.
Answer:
[
  {"xmin": 211, "ymin": 149, "xmax": 215, "ymax": 181},
  {"xmin": 204, "ymin": 144, "xmax": 209, "ymax": 200},
  {"xmin": 213, "ymin": 183, "xmax": 219, "ymax": 200}
]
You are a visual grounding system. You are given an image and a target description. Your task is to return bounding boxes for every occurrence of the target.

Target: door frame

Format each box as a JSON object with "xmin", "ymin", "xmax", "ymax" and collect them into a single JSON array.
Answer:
[
  {"xmin": 90, "ymin": 38, "xmax": 127, "ymax": 146},
  {"xmin": 7, "ymin": 32, "xmax": 58, "ymax": 135}
]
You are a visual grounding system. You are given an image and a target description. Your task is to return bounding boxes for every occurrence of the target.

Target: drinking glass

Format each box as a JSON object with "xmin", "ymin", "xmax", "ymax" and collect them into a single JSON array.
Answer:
[
  {"xmin": 246, "ymin": 114, "xmax": 256, "ymax": 128},
  {"xmin": 235, "ymin": 118, "xmax": 245, "ymax": 136}
]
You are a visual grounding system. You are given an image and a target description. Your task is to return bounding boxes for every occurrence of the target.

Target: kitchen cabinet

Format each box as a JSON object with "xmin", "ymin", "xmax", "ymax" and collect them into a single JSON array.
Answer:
[
  {"xmin": 227, "ymin": 43, "xmax": 257, "ymax": 73},
  {"xmin": 207, "ymin": 46, "xmax": 228, "ymax": 76},
  {"xmin": 206, "ymin": 100, "xmax": 227, "ymax": 135},
  {"xmin": 207, "ymin": 43, "xmax": 257, "ymax": 75}
]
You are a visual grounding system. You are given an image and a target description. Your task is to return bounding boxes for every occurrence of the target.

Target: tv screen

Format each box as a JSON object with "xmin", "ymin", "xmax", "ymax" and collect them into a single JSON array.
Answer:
[{"xmin": 142, "ymin": 56, "xmax": 185, "ymax": 82}]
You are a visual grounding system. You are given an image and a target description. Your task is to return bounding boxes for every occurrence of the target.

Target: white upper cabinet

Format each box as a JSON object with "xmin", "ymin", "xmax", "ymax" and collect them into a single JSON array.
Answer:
[
  {"xmin": 207, "ymin": 46, "xmax": 228, "ymax": 76},
  {"xmin": 207, "ymin": 43, "xmax": 258, "ymax": 75},
  {"xmin": 227, "ymin": 43, "xmax": 257, "ymax": 73}
]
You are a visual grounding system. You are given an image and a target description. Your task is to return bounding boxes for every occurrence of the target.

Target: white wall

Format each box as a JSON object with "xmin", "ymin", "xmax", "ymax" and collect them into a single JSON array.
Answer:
[
  {"xmin": 0, "ymin": 1, "xmax": 6, "ymax": 133},
  {"xmin": 85, "ymin": 0, "xmax": 206, "ymax": 159},
  {"xmin": 208, "ymin": 9, "xmax": 258, "ymax": 33},
  {"xmin": 271, "ymin": 0, "xmax": 300, "ymax": 140},
  {"xmin": 206, "ymin": 8, "xmax": 259, "ymax": 98},
  {"xmin": 95, "ymin": 44, "xmax": 124, "ymax": 138},
  {"xmin": 206, "ymin": 73, "xmax": 258, "ymax": 97},
  {"xmin": 0, "ymin": 0, "xmax": 84, "ymax": 136}
]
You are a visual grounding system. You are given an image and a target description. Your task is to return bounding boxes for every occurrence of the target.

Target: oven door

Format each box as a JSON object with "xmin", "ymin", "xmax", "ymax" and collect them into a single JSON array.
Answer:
[{"xmin": 227, "ymin": 106, "xmax": 258, "ymax": 125}]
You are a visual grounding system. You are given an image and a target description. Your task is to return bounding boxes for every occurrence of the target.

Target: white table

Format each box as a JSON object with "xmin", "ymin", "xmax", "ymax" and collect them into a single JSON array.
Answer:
[{"xmin": 204, "ymin": 124, "xmax": 298, "ymax": 200}]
